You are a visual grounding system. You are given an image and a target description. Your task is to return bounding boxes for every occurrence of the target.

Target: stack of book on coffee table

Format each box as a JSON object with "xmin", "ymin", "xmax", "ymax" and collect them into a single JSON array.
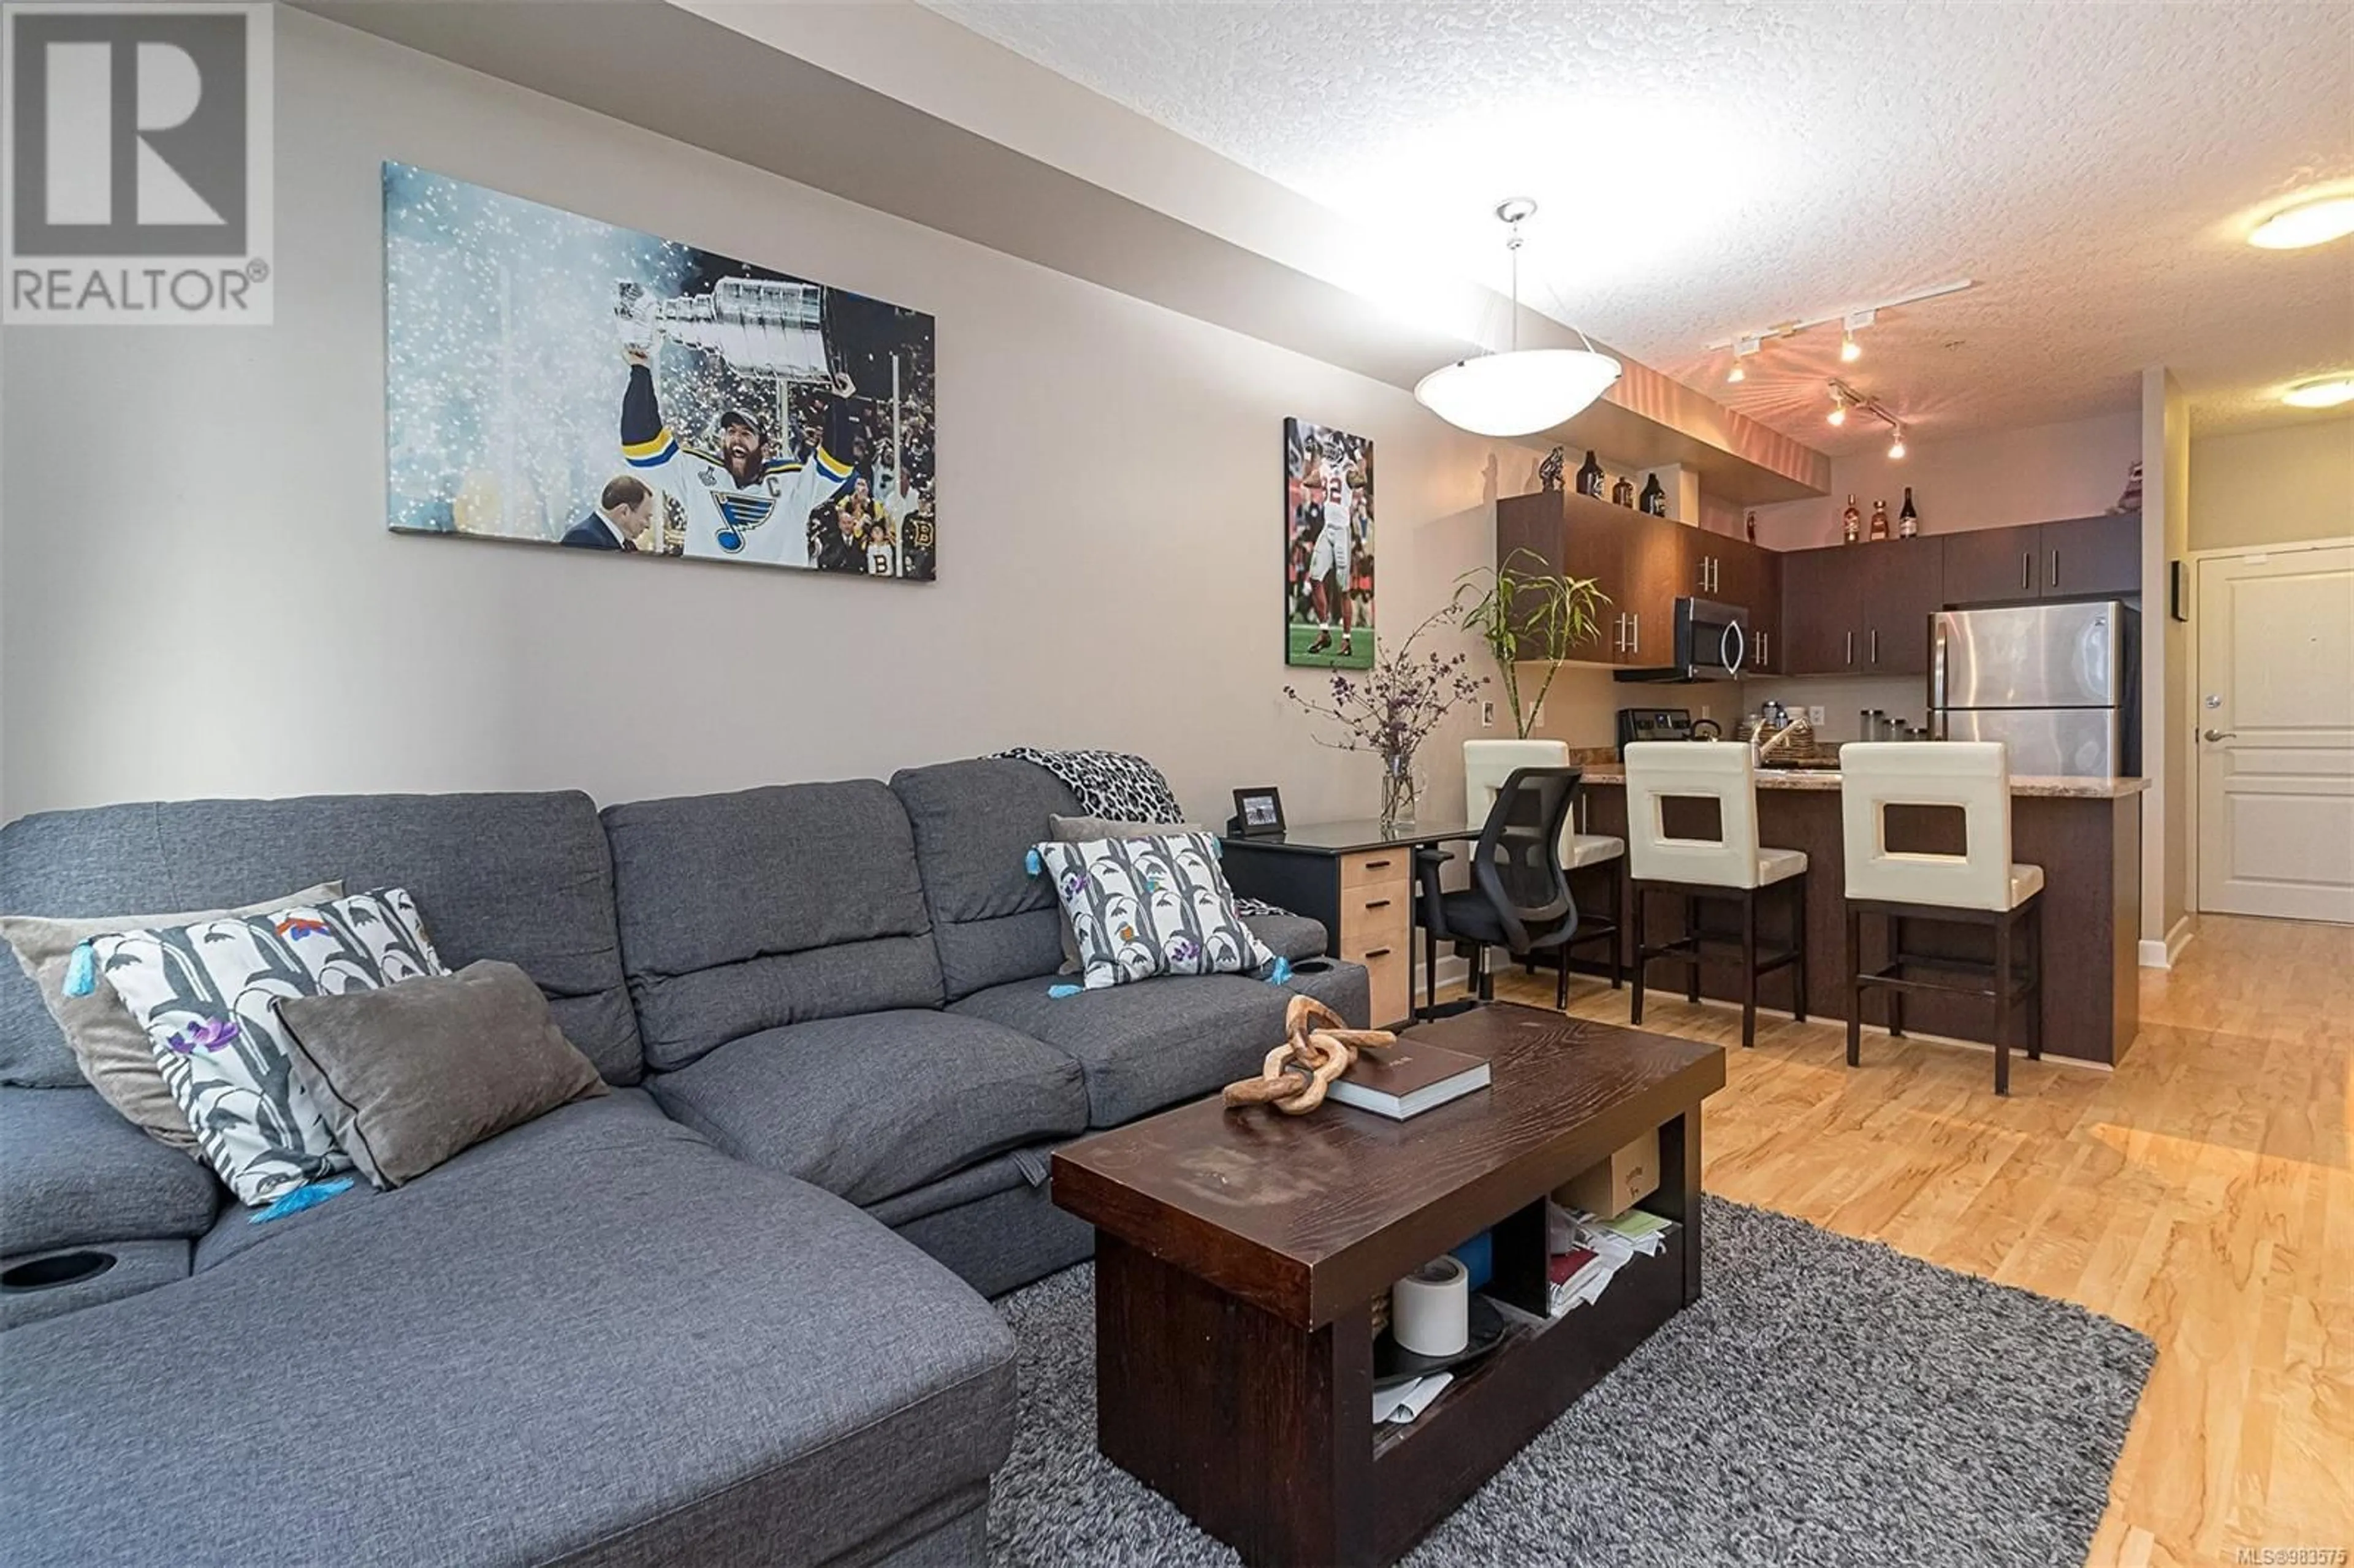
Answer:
[{"xmin": 1545, "ymin": 1205, "xmax": 1675, "ymax": 1317}]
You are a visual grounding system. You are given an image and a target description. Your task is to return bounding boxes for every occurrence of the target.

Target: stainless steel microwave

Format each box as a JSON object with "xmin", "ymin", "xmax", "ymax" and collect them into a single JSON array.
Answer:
[{"xmin": 1615, "ymin": 597, "xmax": 1751, "ymax": 683}]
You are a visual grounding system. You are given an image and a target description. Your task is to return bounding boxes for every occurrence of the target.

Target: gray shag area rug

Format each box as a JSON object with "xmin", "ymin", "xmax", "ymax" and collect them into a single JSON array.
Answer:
[{"xmin": 987, "ymin": 1197, "xmax": 2154, "ymax": 1567}]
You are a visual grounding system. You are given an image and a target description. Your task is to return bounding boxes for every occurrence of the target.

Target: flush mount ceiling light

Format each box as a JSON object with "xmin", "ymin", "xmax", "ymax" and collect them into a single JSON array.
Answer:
[
  {"xmin": 1413, "ymin": 199, "xmax": 1621, "ymax": 438},
  {"xmin": 2250, "ymin": 194, "xmax": 2354, "ymax": 250},
  {"xmin": 2282, "ymin": 374, "xmax": 2354, "ymax": 409}
]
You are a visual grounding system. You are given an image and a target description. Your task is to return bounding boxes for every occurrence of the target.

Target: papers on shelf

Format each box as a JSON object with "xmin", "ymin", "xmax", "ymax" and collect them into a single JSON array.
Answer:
[
  {"xmin": 1373, "ymin": 1371, "xmax": 1453, "ymax": 1425},
  {"xmin": 1545, "ymin": 1202, "xmax": 1671, "ymax": 1317}
]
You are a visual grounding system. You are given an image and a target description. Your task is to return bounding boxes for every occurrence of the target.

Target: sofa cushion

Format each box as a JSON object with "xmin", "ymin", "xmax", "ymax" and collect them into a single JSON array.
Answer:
[
  {"xmin": 1245, "ymin": 910, "xmax": 1331, "ymax": 962},
  {"xmin": 0, "ymin": 792, "xmax": 640, "ymax": 1087},
  {"xmin": 0, "ymin": 1088, "xmax": 219, "ymax": 1257},
  {"xmin": 276, "ymin": 960, "xmax": 608, "ymax": 1190},
  {"xmin": 94, "ymin": 888, "xmax": 449, "ymax": 1208},
  {"xmin": 948, "ymin": 959, "xmax": 1372, "ymax": 1127},
  {"xmin": 648, "ymin": 1010, "xmax": 1087, "ymax": 1207},
  {"xmin": 1, "ymin": 1094, "xmax": 1016, "ymax": 1568},
  {"xmin": 604, "ymin": 782, "xmax": 945, "ymax": 1070},
  {"xmin": 890, "ymin": 758, "xmax": 1080, "ymax": 1002},
  {"xmin": 0, "ymin": 878, "xmax": 341, "ymax": 1151}
]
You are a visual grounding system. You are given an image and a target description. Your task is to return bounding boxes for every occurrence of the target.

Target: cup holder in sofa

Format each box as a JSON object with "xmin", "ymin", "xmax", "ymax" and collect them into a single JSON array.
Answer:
[
  {"xmin": 1, "ymin": 1250, "xmax": 117, "ymax": 1293},
  {"xmin": 1289, "ymin": 958, "xmax": 1336, "ymax": 975}
]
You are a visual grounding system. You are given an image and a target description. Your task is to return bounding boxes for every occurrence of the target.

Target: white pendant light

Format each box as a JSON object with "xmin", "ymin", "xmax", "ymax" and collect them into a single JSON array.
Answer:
[{"xmin": 1414, "ymin": 200, "xmax": 1621, "ymax": 438}]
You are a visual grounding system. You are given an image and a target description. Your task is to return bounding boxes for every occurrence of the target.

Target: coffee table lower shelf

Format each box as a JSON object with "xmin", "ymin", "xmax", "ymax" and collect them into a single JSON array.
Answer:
[{"xmin": 1092, "ymin": 1220, "xmax": 1693, "ymax": 1567}]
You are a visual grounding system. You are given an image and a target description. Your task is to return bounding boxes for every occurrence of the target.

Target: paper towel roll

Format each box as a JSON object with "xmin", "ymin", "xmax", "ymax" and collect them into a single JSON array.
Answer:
[{"xmin": 1390, "ymin": 1255, "xmax": 1469, "ymax": 1357}]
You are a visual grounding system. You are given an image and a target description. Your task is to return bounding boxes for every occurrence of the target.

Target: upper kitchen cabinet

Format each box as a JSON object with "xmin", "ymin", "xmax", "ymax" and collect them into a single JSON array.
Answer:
[
  {"xmin": 1776, "ymin": 538, "xmax": 1942, "ymax": 676},
  {"xmin": 1496, "ymin": 490, "xmax": 1680, "ymax": 666},
  {"xmin": 1680, "ymin": 530, "xmax": 1781, "ymax": 672},
  {"xmin": 1940, "ymin": 512, "xmax": 2142, "ymax": 607}
]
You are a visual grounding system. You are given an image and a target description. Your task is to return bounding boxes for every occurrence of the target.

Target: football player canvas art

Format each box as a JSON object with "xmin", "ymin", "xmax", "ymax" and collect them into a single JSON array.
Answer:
[
  {"xmin": 1283, "ymin": 417, "xmax": 1374, "ymax": 670},
  {"xmin": 384, "ymin": 164, "xmax": 937, "ymax": 580}
]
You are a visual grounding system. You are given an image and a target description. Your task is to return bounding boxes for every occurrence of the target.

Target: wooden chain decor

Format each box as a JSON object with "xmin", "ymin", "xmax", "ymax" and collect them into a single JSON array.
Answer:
[{"xmin": 1221, "ymin": 995, "xmax": 1398, "ymax": 1116}]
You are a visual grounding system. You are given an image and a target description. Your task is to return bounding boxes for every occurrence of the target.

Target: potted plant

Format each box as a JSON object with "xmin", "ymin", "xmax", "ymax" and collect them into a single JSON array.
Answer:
[
  {"xmin": 1283, "ymin": 608, "xmax": 1485, "ymax": 831},
  {"xmin": 1449, "ymin": 549, "xmax": 1608, "ymax": 739}
]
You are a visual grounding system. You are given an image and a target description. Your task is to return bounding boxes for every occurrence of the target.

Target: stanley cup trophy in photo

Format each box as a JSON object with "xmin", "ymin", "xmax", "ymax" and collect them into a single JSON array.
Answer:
[{"xmin": 386, "ymin": 164, "xmax": 938, "ymax": 578}]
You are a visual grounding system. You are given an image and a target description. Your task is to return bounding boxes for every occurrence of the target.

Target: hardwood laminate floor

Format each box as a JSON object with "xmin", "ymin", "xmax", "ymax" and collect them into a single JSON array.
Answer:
[{"xmin": 1486, "ymin": 913, "xmax": 2352, "ymax": 1567}]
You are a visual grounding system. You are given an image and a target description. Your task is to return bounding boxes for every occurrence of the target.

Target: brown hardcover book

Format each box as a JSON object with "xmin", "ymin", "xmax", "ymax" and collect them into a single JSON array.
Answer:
[{"xmin": 1326, "ymin": 1041, "xmax": 1492, "ymax": 1120}]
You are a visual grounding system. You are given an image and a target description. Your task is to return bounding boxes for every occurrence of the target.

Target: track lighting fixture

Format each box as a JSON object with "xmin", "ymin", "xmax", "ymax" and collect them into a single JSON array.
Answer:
[
  {"xmin": 1887, "ymin": 427, "xmax": 1907, "ymax": 459},
  {"xmin": 1727, "ymin": 335, "xmax": 1760, "ymax": 384},
  {"xmin": 1827, "ymin": 379, "xmax": 1908, "ymax": 453},
  {"xmin": 1826, "ymin": 386, "xmax": 1848, "ymax": 426}
]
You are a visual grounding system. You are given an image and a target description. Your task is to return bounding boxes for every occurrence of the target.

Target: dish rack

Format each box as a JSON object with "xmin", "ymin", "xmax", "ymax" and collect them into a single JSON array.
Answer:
[{"xmin": 1735, "ymin": 718, "xmax": 1839, "ymax": 768}]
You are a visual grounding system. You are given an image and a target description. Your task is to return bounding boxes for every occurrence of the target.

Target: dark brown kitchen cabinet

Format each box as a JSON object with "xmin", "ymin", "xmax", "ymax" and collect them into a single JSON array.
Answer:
[
  {"xmin": 1855, "ymin": 537, "xmax": 1943, "ymax": 675},
  {"xmin": 1776, "ymin": 539, "xmax": 1941, "ymax": 676},
  {"xmin": 1680, "ymin": 530, "xmax": 1779, "ymax": 672},
  {"xmin": 1496, "ymin": 490, "xmax": 1678, "ymax": 666},
  {"xmin": 1938, "ymin": 512, "xmax": 2141, "ymax": 607},
  {"xmin": 1778, "ymin": 546, "xmax": 1862, "ymax": 674},
  {"xmin": 2039, "ymin": 513, "xmax": 2143, "ymax": 599},
  {"xmin": 1940, "ymin": 523, "xmax": 2041, "ymax": 606}
]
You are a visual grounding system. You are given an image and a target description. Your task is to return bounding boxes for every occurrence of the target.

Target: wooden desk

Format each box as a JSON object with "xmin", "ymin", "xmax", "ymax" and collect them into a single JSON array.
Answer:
[{"xmin": 1221, "ymin": 820, "xmax": 1476, "ymax": 1029}]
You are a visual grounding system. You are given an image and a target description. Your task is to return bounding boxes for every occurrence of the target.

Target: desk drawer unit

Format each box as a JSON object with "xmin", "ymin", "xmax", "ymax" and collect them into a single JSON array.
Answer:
[{"xmin": 1338, "ymin": 870, "xmax": 1412, "ymax": 1026}]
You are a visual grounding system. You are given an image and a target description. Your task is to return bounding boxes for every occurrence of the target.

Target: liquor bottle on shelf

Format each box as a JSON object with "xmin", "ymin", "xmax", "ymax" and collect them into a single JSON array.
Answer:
[
  {"xmin": 1870, "ymin": 498, "xmax": 1891, "ymax": 541},
  {"xmin": 1610, "ymin": 474, "xmax": 1635, "ymax": 508},
  {"xmin": 1842, "ymin": 494, "xmax": 1862, "ymax": 544},
  {"xmin": 1637, "ymin": 473, "xmax": 1667, "ymax": 516},
  {"xmin": 1898, "ymin": 487, "xmax": 1919, "ymax": 538},
  {"xmin": 1575, "ymin": 450, "xmax": 1606, "ymax": 498},
  {"xmin": 1744, "ymin": 508, "xmax": 1758, "ymax": 543}
]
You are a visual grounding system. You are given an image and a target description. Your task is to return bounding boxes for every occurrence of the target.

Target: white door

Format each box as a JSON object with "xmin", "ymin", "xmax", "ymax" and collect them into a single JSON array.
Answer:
[{"xmin": 2196, "ymin": 544, "xmax": 2354, "ymax": 922}]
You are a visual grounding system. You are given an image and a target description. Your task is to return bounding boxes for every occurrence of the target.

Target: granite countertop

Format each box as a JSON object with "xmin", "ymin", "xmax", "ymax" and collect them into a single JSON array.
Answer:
[{"xmin": 1575, "ymin": 761, "xmax": 2150, "ymax": 800}]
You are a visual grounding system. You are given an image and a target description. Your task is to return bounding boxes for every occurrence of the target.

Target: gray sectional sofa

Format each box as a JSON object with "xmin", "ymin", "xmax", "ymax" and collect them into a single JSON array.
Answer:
[{"xmin": 0, "ymin": 756, "xmax": 1366, "ymax": 1567}]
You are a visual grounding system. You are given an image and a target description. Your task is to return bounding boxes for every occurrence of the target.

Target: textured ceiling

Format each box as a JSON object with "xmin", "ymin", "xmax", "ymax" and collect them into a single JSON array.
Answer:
[{"xmin": 922, "ymin": 0, "xmax": 2354, "ymax": 446}]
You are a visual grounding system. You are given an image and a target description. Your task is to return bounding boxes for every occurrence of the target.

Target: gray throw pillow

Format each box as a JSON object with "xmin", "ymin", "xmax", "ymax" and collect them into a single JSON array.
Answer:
[
  {"xmin": 0, "ymin": 880, "xmax": 343, "ymax": 1153},
  {"xmin": 273, "ymin": 960, "xmax": 607, "ymax": 1190},
  {"xmin": 1046, "ymin": 814, "xmax": 1198, "ymax": 973}
]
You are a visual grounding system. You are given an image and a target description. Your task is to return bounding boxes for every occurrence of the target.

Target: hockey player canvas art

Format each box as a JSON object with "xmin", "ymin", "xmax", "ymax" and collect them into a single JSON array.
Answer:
[
  {"xmin": 384, "ymin": 164, "xmax": 937, "ymax": 579},
  {"xmin": 1283, "ymin": 417, "xmax": 1375, "ymax": 670}
]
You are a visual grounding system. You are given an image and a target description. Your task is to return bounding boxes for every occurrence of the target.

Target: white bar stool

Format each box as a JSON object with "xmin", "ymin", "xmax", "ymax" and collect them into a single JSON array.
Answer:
[
  {"xmin": 1621, "ymin": 741, "xmax": 1809, "ymax": 1048},
  {"xmin": 1839, "ymin": 742, "xmax": 2044, "ymax": 1094},
  {"xmin": 1464, "ymin": 740, "xmax": 1624, "ymax": 990}
]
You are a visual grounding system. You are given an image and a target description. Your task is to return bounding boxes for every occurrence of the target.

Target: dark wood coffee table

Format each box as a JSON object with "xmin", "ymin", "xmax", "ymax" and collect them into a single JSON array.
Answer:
[{"xmin": 1051, "ymin": 1003, "xmax": 1725, "ymax": 1567}]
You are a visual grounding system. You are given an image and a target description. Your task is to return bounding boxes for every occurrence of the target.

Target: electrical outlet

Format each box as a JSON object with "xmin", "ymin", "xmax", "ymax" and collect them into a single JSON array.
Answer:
[
  {"xmin": 1480, "ymin": 700, "xmax": 1495, "ymax": 728},
  {"xmin": 1807, "ymin": 706, "xmax": 1826, "ymax": 725}
]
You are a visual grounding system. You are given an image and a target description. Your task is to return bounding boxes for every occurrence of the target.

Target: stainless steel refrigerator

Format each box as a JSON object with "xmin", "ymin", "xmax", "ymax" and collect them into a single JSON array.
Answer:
[{"xmin": 1929, "ymin": 601, "xmax": 2138, "ymax": 777}]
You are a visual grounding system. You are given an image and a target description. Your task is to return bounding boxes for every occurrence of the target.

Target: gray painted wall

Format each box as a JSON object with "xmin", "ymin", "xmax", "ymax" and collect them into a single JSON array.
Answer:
[{"xmin": 1, "ymin": 10, "xmax": 1541, "ymax": 827}]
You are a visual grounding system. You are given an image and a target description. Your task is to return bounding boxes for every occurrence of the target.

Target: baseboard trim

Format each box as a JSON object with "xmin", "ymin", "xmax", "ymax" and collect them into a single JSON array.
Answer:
[{"xmin": 2139, "ymin": 915, "xmax": 2196, "ymax": 970}]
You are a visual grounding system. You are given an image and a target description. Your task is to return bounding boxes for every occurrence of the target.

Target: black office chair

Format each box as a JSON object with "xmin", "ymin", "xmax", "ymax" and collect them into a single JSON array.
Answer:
[{"xmin": 1414, "ymin": 766, "xmax": 1583, "ymax": 1014}]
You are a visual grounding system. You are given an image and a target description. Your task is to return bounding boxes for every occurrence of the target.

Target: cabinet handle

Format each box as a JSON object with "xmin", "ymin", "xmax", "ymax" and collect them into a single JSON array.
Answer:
[
  {"xmin": 1629, "ymin": 612, "xmax": 1640, "ymax": 653},
  {"xmin": 2021, "ymin": 550, "xmax": 2032, "ymax": 591},
  {"xmin": 1869, "ymin": 628, "xmax": 1880, "ymax": 664},
  {"xmin": 1844, "ymin": 630, "xmax": 1854, "ymax": 666},
  {"xmin": 1363, "ymin": 859, "xmax": 1393, "ymax": 872},
  {"xmin": 1363, "ymin": 947, "xmax": 1393, "ymax": 960},
  {"xmin": 1758, "ymin": 630, "xmax": 1769, "ymax": 667},
  {"xmin": 2049, "ymin": 548, "xmax": 2059, "ymax": 588},
  {"xmin": 1364, "ymin": 899, "xmax": 1392, "ymax": 910}
]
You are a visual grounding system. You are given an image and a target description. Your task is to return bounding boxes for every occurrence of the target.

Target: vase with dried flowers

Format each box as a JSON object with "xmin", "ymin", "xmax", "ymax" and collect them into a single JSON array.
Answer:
[{"xmin": 1283, "ymin": 607, "xmax": 1486, "ymax": 831}]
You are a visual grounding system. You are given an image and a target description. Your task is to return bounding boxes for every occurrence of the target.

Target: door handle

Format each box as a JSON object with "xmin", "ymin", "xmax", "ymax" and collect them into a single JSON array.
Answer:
[{"xmin": 2202, "ymin": 728, "xmax": 2238, "ymax": 742}]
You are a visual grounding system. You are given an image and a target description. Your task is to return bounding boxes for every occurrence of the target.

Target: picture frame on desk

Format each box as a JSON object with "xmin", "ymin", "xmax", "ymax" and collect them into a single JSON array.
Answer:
[{"xmin": 1228, "ymin": 787, "xmax": 1286, "ymax": 838}]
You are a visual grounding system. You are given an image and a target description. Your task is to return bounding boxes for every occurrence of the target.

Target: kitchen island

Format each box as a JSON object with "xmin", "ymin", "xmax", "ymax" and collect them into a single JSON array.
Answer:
[{"xmin": 1574, "ymin": 764, "xmax": 2146, "ymax": 1064}]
